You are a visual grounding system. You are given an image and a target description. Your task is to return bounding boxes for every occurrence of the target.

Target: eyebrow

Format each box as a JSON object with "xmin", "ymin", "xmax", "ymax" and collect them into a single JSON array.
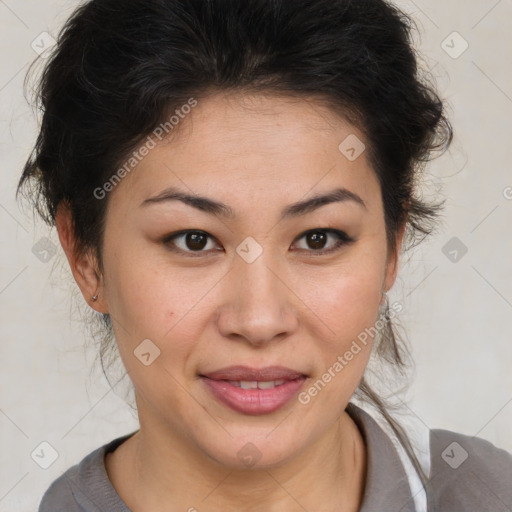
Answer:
[{"xmin": 141, "ymin": 185, "xmax": 366, "ymax": 220}]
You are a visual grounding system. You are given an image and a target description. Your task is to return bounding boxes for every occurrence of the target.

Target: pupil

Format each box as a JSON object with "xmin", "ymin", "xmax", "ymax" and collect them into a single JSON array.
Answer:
[
  {"xmin": 308, "ymin": 231, "xmax": 326, "ymax": 249},
  {"xmin": 187, "ymin": 232, "xmax": 207, "ymax": 250}
]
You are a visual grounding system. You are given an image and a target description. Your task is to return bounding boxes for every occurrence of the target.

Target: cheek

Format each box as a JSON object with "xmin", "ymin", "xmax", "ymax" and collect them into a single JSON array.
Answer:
[
  {"xmin": 292, "ymin": 251, "xmax": 386, "ymax": 404},
  {"xmin": 294, "ymin": 265, "xmax": 383, "ymax": 413},
  {"xmin": 296, "ymin": 256, "xmax": 385, "ymax": 341},
  {"xmin": 103, "ymin": 241, "xmax": 176, "ymax": 331},
  {"xmin": 102, "ymin": 246, "xmax": 224, "ymax": 373}
]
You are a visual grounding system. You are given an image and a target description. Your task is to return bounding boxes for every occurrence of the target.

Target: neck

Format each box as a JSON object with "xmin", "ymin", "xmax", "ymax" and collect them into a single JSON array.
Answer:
[{"xmin": 106, "ymin": 403, "xmax": 366, "ymax": 512}]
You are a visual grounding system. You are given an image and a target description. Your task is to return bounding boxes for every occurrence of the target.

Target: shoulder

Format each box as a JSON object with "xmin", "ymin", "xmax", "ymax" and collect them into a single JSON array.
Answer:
[
  {"xmin": 38, "ymin": 454, "xmax": 92, "ymax": 512},
  {"xmin": 38, "ymin": 464, "xmax": 81, "ymax": 511},
  {"xmin": 428, "ymin": 427, "xmax": 512, "ymax": 511},
  {"xmin": 38, "ymin": 432, "xmax": 136, "ymax": 512}
]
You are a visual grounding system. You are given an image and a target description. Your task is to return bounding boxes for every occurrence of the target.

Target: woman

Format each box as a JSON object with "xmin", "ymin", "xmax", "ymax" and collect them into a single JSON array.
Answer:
[{"xmin": 18, "ymin": 0, "xmax": 512, "ymax": 510}]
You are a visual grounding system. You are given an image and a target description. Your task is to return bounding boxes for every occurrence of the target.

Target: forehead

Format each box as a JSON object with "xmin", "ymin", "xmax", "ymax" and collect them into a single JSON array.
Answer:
[
  {"xmin": 109, "ymin": 92, "xmax": 379, "ymax": 211},
  {"xmin": 163, "ymin": 92, "xmax": 363, "ymax": 164}
]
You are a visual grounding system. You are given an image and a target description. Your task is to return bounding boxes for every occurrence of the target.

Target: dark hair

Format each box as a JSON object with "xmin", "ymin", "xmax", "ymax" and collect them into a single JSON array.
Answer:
[{"xmin": 18, "ymin": 0, "xmax": 452, "ymax": 491}]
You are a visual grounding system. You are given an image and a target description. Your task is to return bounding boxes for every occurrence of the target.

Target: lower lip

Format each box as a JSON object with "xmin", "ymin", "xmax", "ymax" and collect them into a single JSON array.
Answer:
[{"xmin": 201, "ymin": 376, "xmax": 307, "ymax": 415}]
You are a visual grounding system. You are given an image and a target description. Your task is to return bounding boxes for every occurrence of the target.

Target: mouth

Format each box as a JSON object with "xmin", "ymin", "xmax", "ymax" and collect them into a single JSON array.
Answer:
[{"xmin": 199, "ymin": 365, "xmax": 308, "ymax": 415}]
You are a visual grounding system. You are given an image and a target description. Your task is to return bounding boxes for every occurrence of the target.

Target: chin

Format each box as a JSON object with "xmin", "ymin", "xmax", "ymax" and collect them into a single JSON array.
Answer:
[{"xmin": 194, "ymin": 423, "xmax": 312, "ymax": 471}]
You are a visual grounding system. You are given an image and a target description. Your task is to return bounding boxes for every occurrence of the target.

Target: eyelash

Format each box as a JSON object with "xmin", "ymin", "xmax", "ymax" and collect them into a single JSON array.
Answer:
[{"xmin": 162, "ymin": 228, "xmax": 355, "ymax": 258}]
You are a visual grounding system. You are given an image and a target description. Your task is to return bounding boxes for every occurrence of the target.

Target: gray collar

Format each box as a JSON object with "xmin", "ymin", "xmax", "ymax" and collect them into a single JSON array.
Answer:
[{"xmin": 347, "ymin": 403, "xmax": 416, "ymax": 512}]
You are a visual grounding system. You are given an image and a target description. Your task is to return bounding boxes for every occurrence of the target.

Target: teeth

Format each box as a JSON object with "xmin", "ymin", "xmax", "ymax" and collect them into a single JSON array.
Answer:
[
  {"xmin": 258, "ymin": 379, "xmax": 285, "ymax": 389},
  {"xmin": 257, "ymin": 381, "xmax": 275, "ymax": 389},
  {"xmin": 240, "ymin": 381, "xmax": 258, "ymax": 389},
  {"xmin": 234, "ymin": 380, "xmax": 287, "ymax": 389}
]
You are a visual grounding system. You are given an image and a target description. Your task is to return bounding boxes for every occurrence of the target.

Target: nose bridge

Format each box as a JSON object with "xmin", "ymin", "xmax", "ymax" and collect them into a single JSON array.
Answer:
[
  {"xmin": 216, "ymin": 237, "xmax": 298, "ymax": 344},
  {"xmin": 237, "ymin": 247, "xmax": 280, "ymax": 302},
  {"xmin": 234, "ymin": 234, "xmax": 279, "ymax": 293}
]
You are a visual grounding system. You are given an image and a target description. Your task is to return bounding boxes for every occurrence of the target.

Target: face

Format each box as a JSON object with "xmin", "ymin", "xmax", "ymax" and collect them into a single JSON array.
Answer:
[{"xmin": 67, "ymin": 92, "xmax": 400, "ymax": 469}]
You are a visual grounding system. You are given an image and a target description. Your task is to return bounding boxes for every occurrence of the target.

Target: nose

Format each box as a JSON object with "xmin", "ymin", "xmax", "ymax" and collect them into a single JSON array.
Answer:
[{"xmin": 215, "ymin": 249, "xmax": 299, "ymax": 347}]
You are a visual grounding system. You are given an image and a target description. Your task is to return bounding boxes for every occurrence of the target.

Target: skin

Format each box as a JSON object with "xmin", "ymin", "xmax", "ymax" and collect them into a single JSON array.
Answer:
[{"xmin": 57, "ymin": 92, "xmax": 404, "ymax": 512}]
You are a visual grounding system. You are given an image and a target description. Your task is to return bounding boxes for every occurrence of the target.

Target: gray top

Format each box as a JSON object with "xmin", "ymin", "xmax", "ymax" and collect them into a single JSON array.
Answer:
[{"xmin": 38, "ymin": 403, "xmax": 512, "ymax": 511}]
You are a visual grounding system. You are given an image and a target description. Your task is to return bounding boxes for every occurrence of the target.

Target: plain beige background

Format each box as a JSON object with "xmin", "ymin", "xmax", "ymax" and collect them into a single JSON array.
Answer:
[{"xmin": 1, "ymin": 1, "xmax": 511, "ymax": 510}]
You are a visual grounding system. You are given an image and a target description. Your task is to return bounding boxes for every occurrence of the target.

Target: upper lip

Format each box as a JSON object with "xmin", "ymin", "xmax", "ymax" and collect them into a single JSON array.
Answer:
[{"xmin": 201, "ymin": 365, "xmax": 307, "ymax": 381}]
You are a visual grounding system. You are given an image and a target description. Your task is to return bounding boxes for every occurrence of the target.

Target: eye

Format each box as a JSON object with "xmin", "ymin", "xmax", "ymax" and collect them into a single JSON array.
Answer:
[
  {"xmin": 163, "ymin": 230, "xmax": 221, "ymax": 257},
  {"xmin": 292, "ymin": 228, "xmax": 355, "ymax": 255},
  {"xmin": 162, "ymin": 228, "xmax": 355, "ymax": 257}
]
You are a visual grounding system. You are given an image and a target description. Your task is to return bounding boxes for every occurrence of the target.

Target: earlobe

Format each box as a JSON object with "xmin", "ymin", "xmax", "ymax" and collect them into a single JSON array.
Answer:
[{"xmin": 55, "ymin": 203, "xmax": 108, "ymax": 313}]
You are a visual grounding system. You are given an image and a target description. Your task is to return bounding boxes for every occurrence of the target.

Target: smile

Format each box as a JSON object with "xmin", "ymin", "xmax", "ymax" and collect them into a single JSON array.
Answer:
[{"xmin": 200, "ymin": 373, "xmax": 308, "ymax": 415}]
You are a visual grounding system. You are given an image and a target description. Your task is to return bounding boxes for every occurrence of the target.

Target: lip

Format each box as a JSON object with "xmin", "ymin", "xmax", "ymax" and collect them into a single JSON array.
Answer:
[
  {"xmin": 199, "ymin": 366, "xmax": 308, "ymax": 415},
  {"xmin": 201, "ymin": 365, "xmax": 306, "ymax": 381}
]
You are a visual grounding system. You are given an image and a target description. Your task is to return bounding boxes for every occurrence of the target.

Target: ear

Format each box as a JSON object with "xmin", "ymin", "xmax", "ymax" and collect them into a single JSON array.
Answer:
[
  {"xmin": 383, "ymin": 221, "xmax": 406, "ymax": 294},
  {"xmin": 55, "ymin": 203, "xmax": 108, "ymax": 313}
]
